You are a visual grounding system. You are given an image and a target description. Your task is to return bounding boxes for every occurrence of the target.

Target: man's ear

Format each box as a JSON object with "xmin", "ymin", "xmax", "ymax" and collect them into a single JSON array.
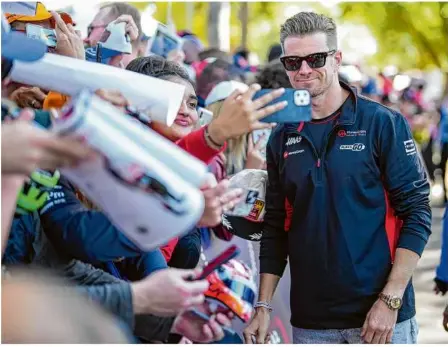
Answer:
[{"xmin": 334, "ymin": 50, "xmax": 342, "ymax": 67}]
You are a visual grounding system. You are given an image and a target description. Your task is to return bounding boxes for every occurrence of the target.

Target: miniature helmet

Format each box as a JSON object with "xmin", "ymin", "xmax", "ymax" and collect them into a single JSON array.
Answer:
[
  {"xmin": 16, "ymin": 169, "xmax": 60, "ymax": 215},
  {"xmin": 204, "ymin": 259, "xmax": 257, "ymax": 323}
]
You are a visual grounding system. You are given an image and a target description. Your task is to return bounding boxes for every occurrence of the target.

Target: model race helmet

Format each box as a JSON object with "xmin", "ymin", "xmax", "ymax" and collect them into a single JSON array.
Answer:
[{"xmin": 204, "ymin": 259, "xmax": 257, "ymax": 323}]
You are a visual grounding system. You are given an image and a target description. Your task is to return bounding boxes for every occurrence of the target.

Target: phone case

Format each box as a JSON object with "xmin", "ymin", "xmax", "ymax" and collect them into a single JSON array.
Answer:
[
  {"xmin": 198, "ymin": 107, "xmax": 214, "ymax": 127},
  {"xmin": 198, "ymin": 245, "xmax": 240, "ymax": 279},
  {"xmin": 254, "ymin": 89, "xmax": 312, "ymax": 124}
]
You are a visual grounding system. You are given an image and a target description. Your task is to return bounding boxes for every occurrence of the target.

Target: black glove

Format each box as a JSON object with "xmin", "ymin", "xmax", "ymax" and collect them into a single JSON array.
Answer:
[{"xmin": 434, "ymin": 277, "xmax": 448, "ymax": 295}]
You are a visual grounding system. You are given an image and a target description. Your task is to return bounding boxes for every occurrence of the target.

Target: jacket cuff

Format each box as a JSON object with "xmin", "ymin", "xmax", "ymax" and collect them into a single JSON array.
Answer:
[
  {"xmin": 177, "ymin": 127, "xmax": 227, "ymax": 164},
  {"xmin": 259, "ymin": 258, "xmax": 287, "ymax": 277},
  {"xmin": 397, "ymin": 229, "xmax": 428, "ymax": 257}
]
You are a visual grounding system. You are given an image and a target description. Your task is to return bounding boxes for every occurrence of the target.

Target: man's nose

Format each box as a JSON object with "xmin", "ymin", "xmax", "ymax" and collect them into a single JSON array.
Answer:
[{"xmin": 298, "ymin": 60, "xmax": 313, "ymax": 75}]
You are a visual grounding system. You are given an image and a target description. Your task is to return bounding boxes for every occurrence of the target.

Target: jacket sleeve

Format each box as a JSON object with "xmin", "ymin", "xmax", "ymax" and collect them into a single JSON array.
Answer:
[
  {"xmin": 76, "ymin": 282, "xmax": 135, "ymax": 329},
  {"xmin": 259, "ymin": 131, "xmax": 289, "ymax": 276},
  {"xmin": 77, "ymin": 282, "xmax": 176, "ymax": 343},
  {"xmin": 379, "ymin": 110, "xmax": 432, "ymax": 257},
  {"xmin": 436, "ymin": 208, "xmax": 448, "ymax": 282},
  {"xmin": 39, "ymin": 176, "xmax": 143, "ymax": 264},
  {"xmin": 176, "ymin": 127, "xmax": 227, "ymax": 164}
]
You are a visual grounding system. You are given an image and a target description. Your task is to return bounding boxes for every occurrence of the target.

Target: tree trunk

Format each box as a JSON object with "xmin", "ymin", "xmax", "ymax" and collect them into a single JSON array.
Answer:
[
  {"xmin": 239, "ymin": 2, "xmax": 249, "ymax": 49},
  {"xmin": 207, "ymin": 2, "xmax": 230, "ymax": 51}
]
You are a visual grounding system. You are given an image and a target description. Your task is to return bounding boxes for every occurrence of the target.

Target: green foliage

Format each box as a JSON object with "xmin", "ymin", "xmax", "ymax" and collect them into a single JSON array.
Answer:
[
  {"xmin": 127, "ymin": 2, "xmax": 447, "ymax": 70},
  {"xmin": 338, "ymin": 2, "xmax": 448, "ymax": 71}
]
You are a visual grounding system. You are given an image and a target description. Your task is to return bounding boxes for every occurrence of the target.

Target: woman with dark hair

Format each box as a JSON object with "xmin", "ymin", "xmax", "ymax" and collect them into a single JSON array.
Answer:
[{"xmin": 126, "ymin": 55, "xmax": 288, "ymax": 268}]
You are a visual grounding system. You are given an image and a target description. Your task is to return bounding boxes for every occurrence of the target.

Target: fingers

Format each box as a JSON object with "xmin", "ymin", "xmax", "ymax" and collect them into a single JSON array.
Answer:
[
  {"xmin": 208, "ymin": 316, "xmax": 225, "ymax": 342},
  {"xmin": 95, "ymin": 89, "xmax": 129, "ymax": 108},
  {"xmin": 226, "ymin": 88, "xmax": 245, "ymax": 102},
  {"xmin": 361, "ymin": 314, "xmax": 369, "ymax": 337},
  {"xmin": 114, "ymin": 14, "xmax": 139, "ymax": 40},
  {"xmin": 51, "ymin": 11, "xmax": 70, "ymax": 36},
  {"xmin": 209, "ymin": 179, "xmax": 230, "ymax": 199},
  {"xmin": 16, "ymin": 108, "xmax": 35, "ymax": 122},
  {"xmin": 247, "ymin": 134, "xmax": 254, "ymax": 152},
  {"xmin": 256, "ymin": 325, "xmax": 268, "ymax": 344},
  {"xmin": 215, "ymin": 313, "xmax": 232, "ymax": 327},
  {"xmin": 253, "ymin": 133, "xmax": 267, "ymax": 150},
  {"xmin": 255, "ymin": 100, "xmax": 288, "ymax": 121},
  {"xmin": 386, "ymin": 329, "xmax": 393, "ymax": 344},
  {"xmin": 183, "ymin": 294, "xmax": 205, "ymax": 308},
  {"xmin": 200, "ymin": 173, "xmax": 218, "ymax": 190},
  {"xmin": 371, "ymin": 329, "xmax": 385, "ymax": 344},
  {"xmin": 363, "ymin": 328, "xmax": 375, "ymax": 344},
  {"xmin": 220, "ymin": 188, "xmax": 243, "ymax": 211},
  {"xmin": 202, "ymin": 323, "xmax": 214, "ymax": 342},
  {"xmin": 39, "ymin": 136, "xmax": 95, "ymax": 166},
  {"xmin": 252, "ymin": 87, "xmax": 285, "ymax": 110},
  {"xmin": 242, "ymin": 84, "xmax": 262, "ymax": 101},
  {"xmin": 30, "ymin": 87, "xmax": 47, "ymax": 102},
  {"xmin": 251, "ymin": 121, "xmax": 277, "ymax": 131}
]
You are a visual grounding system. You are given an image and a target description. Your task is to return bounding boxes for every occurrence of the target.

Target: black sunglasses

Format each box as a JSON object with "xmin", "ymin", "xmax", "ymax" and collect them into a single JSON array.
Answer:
[{"xmin": 280, "ymin": 50, "xmax": 336, "ymax": 71}]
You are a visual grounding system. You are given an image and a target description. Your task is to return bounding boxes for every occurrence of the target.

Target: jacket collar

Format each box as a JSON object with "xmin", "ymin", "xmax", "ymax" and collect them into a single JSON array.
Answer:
[{"xmin": 337, "ymin": 81, "xmax": 358, "ymax": 126}]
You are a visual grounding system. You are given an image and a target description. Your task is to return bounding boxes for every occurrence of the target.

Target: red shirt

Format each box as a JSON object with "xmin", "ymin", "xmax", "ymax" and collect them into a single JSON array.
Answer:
[{"xmin": 160, "ymin": 127, "xmax": 227, "ymax": 262}]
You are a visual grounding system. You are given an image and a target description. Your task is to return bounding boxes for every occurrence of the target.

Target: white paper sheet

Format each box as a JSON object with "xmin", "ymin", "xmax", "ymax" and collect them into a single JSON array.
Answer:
[
  {"xmin": 53, "ymin": 91, "xmax": 206, "ymax": 251},
  {"xmin": 10, "ymin": 53, "xmax": 185, "ymax": 126}
]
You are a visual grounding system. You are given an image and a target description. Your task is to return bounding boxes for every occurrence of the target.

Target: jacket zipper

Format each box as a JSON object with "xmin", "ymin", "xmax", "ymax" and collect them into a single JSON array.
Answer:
[
  {"xmin": 316, "ymin": 125, "xmax": 341, "ymax": 182},
  {"xmin": 288, "ymin": 124, "xmax": 341, "ymax": 183}
]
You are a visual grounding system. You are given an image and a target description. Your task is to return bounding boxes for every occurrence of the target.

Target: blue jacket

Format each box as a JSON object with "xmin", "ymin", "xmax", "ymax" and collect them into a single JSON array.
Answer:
[
  {"xmin": 38, "ymin": 176, "xmax": 167, "ymax": 278},
  {"xmin": 260, "ymin": 83, "xmax": 432, "ymax": 329}
]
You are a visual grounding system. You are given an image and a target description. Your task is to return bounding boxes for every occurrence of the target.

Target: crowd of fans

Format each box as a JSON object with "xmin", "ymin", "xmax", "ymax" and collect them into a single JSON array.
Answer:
[{"xmin": 1, "ymin": 1, "xmax": 447, "ymax": 343}]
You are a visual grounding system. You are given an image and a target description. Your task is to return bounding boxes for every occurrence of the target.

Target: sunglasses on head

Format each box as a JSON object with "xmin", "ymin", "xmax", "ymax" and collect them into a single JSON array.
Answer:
[{"xmin": 280, "ymin": 50, "xmax": 336, "ymax": 71}]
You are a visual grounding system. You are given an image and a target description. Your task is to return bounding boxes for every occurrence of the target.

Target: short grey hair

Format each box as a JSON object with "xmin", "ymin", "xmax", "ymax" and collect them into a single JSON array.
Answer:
[{"xmin": 280, "ymin": 12, "xmax": 338, "ymax": 50}]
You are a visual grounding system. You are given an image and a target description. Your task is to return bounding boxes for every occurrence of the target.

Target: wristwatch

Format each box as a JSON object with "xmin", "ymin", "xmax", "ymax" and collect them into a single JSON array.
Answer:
[{"xmin": 379, "ymin": 293, "xmax": 403, "ymax": 310}]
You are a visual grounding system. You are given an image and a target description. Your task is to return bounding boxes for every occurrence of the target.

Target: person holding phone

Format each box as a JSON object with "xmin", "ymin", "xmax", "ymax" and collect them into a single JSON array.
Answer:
[{"xmin": 244, "ymin": 12, "xmax": 431, "ymax": 344}]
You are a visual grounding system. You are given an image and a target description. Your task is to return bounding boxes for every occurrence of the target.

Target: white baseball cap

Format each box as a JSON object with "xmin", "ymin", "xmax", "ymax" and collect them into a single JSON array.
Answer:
[
  {"xmin": 205, "ymin": 80, "xmax": 249, "ymax": 106},
  {"xmin": 226, "ymin": 169, "xmax": 267, "ymax": 222}
]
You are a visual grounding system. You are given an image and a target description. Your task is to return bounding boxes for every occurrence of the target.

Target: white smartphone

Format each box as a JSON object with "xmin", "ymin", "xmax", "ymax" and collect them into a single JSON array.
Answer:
[
  {"xmin": 198, "ymin": 107, "xmax": 213, "ymax": 127},
  {"xmin": 251, "ymin": 128, "xmax": 272, "ymax": 159}
]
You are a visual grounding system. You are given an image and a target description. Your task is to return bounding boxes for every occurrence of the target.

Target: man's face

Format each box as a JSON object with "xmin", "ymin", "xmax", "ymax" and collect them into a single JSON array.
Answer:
[
  {"xmin": 84, "ymin": 7, "xmax": 115, "ymax": 48},
  {"xmin": 283, "ymin": 32, "xmax": 341, "ymax": 97}
]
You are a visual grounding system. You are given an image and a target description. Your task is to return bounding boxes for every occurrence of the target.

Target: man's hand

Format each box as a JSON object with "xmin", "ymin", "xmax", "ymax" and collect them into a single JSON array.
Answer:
[
  {"xmin": 131, "ymin": 268, "xmax": 209, "ymax": 317},
  {"xmin": 361, "ymin": 299, "xmax": 398, "ymax": 344},
  {"xmin": 171, "ymin": 308, "xmax": 232, "ymax": 343},
  {"xmin": 434, "ymin": 278, "xmax": 448, "ymax": 296},
  {"xmin": 245, "ymin": 134, "xmax": 267, "ymax": 170},
  {"xmin": 207, "ymin": 84, "xmax": 287, "ymax": 144},
  {"xmin": 9, "ymin": 86, "xmax": 47, "ymax": 109},
  {"xmin": 114, "ymin": 14, "xmax": 139, "ymax": 41},
  {"xmin": 52, "ymin": 11, "xmax": 85, "ymax": 59},
  {"xmin": 1, "ymin": 109, "xmax": 95, "ymax": 175},
  {"xmin": 198, "ymin": 175, "xmax": 243, "ymax": 227},
  {"xmin": 243, "ymin": 308, "xmax": 271, "ymax": 344}
]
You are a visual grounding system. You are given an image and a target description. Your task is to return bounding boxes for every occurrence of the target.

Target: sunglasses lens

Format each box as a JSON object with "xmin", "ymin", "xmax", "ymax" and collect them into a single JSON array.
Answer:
[
  {"xmin": 307, "ymin": 54, "xmax": 326, "ymax": 68},
  {"xmin": 282, "ymin": 57, "xmax": 300, "ymax": 71}
]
